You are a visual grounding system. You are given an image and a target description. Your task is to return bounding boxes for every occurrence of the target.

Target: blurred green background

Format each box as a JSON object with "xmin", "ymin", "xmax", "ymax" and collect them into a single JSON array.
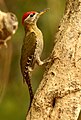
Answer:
[{"xmin": 0, "ymin": 0, "xmax": 65, "ymax": 120}]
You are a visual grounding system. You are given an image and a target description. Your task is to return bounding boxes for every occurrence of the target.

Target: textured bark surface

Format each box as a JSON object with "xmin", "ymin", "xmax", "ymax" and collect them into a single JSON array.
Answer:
[{"xmin": 26, "ymin": 0, "xmax": 81, "ymax": 119}]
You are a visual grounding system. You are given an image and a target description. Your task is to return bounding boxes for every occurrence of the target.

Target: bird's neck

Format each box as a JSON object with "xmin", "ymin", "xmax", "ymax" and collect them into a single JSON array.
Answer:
[{"xmin": 25, "ymin": 23, "xmax": 41, "ymax": 34}]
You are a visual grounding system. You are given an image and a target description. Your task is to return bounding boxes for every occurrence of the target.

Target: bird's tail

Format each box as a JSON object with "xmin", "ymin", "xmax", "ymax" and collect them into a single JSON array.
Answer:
[{"xmin": 24, "ymin": 71, "xmax": 34, "ymax": 105}]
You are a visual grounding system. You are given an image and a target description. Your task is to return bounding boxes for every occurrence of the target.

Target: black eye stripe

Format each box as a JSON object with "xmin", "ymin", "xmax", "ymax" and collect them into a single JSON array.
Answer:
[
  {"xmin": 30, "ymin": 13, "xmax": 35, "ymax": 17},
  {"xmin": 30, "ymin": 14, "xmax": 33, "ymax": 17}
]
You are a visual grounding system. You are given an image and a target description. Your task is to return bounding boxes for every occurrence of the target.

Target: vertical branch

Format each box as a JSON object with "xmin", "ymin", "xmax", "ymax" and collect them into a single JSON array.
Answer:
[{"xmin": 26, "ymin": 0, "xmax": 81, "ymax": 120}]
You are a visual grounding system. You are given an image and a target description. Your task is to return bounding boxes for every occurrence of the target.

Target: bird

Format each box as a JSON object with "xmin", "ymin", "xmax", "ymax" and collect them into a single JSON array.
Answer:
[{"xmin": 20, "ymin": 8, "xmax": 49, "ymax": 108}]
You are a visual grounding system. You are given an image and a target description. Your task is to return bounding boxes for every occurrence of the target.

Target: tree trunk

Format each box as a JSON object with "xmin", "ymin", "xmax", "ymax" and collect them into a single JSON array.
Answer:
[{"xmin": 26, "ymin": 0, "xmax": 81, "ymax": 119}]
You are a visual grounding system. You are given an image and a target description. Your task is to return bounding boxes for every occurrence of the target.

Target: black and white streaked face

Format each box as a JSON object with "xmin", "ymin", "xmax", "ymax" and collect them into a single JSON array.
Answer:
[
  {"xmin": 22, "ymin": 8, "xmax": 49, "ymax": 26},
  {"xmin": 22, "ymin": 11, "xmax": 39, "ymax": 25}
]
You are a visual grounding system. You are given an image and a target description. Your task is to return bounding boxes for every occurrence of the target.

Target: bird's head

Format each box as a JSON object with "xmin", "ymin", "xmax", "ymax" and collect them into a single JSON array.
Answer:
[{"xmin": 22, "ymin": 8, "xmax": 49, "ymax": 26}]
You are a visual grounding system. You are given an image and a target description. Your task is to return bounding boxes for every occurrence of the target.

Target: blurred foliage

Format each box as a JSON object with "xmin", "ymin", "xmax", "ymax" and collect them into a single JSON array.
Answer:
[{"xmin": 0, "ymin": 0, "xmax": 66, "ymax": 120}]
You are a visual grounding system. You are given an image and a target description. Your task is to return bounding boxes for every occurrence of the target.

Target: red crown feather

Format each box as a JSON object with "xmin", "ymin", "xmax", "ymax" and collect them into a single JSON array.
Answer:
[{"xmin": 22, "ymin": 11, "xmax": 36, "ymax": 25}]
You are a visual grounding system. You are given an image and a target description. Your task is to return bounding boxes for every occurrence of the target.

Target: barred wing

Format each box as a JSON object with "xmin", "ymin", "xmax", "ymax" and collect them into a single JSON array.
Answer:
[{"xmin": 20, "ymin": 32, "xmax": 37, "ymax": 75}]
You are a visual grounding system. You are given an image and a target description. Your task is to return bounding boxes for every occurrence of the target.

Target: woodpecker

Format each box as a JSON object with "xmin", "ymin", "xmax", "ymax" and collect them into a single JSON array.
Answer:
[
  {"xmin": 0, "ymin": 10, "xmax": 18, "ymax": 47},
  {"xmin": 20, "ymin": 8, "xmax": 49, "ymax": 107}
]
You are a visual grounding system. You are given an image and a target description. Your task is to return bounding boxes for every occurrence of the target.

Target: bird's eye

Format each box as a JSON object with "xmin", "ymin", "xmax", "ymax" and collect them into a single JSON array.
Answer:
[{"xmin": 30, "ymin": 13, "xmax": 35, "ymax": 17}]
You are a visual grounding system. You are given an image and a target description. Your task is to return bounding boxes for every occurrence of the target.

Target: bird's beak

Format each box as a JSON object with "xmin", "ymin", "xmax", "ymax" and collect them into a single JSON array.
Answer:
[{"xmin": 38, "ymin": 8, "xmax": 50, "ymax": 17}]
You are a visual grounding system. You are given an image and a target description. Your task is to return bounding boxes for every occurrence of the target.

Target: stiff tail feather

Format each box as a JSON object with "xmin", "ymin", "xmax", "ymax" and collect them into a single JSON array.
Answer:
[{"xmin": 24, "ymin": 71, "xmax": 34, "ymax": 106}]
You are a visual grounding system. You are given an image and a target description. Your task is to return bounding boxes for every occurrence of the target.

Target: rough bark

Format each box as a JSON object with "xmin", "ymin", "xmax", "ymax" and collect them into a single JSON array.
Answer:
[{"xmin": 26, "ymin": 0, "xmax": 81, "ymax": 119}]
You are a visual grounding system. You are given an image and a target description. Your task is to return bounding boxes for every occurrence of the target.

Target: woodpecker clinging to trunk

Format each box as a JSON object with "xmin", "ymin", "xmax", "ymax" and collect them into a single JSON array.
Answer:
[{"xmin": 20, "ymin": 8, "xmax": 49, "ymax": 106}]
